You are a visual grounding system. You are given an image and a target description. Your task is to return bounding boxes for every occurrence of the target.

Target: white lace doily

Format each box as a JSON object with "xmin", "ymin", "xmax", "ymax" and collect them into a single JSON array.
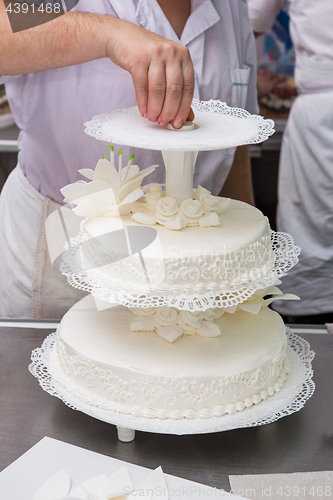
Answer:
[
  {"xmin": 59, "ymin": 231, "xmax": 300, "ymax": 311},
  {"xmin": 29, "ymin": 330, "xmax": 315, "ymax": 435},
  {"xmin": 84, "ymin": 99, "xmax": 275, "ymax": 151}
]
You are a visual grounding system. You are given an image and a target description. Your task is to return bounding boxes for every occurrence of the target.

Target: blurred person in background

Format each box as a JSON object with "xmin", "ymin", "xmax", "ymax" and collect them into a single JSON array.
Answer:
[{"xmin": 248, "ymin": 0, "xmax": 333, "ymax": 324}]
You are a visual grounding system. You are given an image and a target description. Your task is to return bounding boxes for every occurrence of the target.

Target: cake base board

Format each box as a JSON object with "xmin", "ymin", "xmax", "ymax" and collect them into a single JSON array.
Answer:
[{"xmin": 29, "ymin": 330, "xmax": 315, "ymax": 439}]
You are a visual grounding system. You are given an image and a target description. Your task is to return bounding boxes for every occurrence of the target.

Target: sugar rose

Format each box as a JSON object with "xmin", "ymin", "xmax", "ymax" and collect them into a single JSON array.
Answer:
[
  {"xmin": 179, "ymin": 199, "xmax": 204, "ymax": 223},
  {"xmin": 156, "ymin": 197, "xmax": 179, "ymax": 221}
]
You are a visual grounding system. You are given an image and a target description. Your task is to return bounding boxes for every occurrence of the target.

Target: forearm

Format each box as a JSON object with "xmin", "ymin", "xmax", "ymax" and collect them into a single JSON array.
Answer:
[
  {"xmin": 0, "ymin": 0, "xmax": 194, "ymax": 127},
  {"xmin": 0, "ymin": 1, "xmax": 120, "ymax": 74}
]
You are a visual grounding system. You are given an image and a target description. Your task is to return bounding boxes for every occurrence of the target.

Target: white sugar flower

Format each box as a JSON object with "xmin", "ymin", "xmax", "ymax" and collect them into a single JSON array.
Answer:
[
  {"xmin": 194, "ymin": 185, "xmax": 230, "ymax": 214},
  {"xmin": 154, "ymin": 306, "xmax": 178, "ymax": 327},
  {"xmin": 60, "ymin": 146, "xmax": 158, "ymax": 218},
  {"xmin": 178, "ymin": 198, "xmax": 203, "ymax": 226},
  {"xmin": 156, "ymin": 196, "xmax": 179, "ymax": 223}
]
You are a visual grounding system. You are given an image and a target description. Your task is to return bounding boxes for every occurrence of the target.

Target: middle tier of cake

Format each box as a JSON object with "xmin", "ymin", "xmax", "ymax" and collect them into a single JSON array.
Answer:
[{"xmin": 80, "ymin": 199, "xmax": 275, "ymax": 296}]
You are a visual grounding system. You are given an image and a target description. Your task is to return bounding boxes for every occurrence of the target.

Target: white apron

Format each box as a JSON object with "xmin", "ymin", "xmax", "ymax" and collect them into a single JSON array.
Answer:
[
  {"xmin": 274, "ymin": 88, "xmax": 333, "ymax": 315},
  {"xmin": 0, "ymin": 166, "xmax": 86, "ymax": 319}
]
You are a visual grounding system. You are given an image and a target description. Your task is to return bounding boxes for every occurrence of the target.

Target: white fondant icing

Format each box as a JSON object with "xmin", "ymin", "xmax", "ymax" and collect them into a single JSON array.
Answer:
[
  {"xmin": 80, "ymin": 199, "xmax": 275, "ymax": 294},
  {"xmin": 50, "ymin": 295, "xmax": 288, "ymax": 419}
]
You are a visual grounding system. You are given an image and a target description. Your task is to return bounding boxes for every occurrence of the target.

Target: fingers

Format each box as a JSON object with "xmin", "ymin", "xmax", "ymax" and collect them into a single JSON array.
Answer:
[
  {"xmin": 147, "ymin": 60, "xmax": 168, "ymax": 124},
  {"xmin": 187, "ymin": 107, "xmax": 195, "ymax": 122},
  {"xmin": 117, "ymin": 24, "xmax": 194, "ymax": 128},
  {"xmin": 132, "ymin": 64, "xmax": 149, "ymax": 118},
  {"xmin": 147, "ymin": 44, "xmax": 194, "ymax": 129},
  {"xmin": 171, "ymin": 59, "xmax": 195, "ymax": 128},
  {"xmin": 157, "ymin": 64, "xmax": 183, "ymax": 128}
]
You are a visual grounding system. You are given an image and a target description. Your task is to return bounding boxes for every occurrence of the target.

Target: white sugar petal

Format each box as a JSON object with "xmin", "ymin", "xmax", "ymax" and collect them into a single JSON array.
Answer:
[
  {"xmin": 237, "ymin": 302, "xmax": 262, "ymax": 315},
  {"xmin": 130, "ymin": 316, "xmax": 156, "ymax": 331},
  {"xmin": 94, "ymin": 159, "xmax": 120, "ymax": 191},
  {"xmin": 123, "ymin": 165, "xmax": 158, "ymax": 186},
  {"xmin": 102, "ymin": 467, "xmax": 134, "ymax": 499},
  {"xmin": 122, "ymin": 164, "xmax": 140, "ymax": 182},
  {"xmin": 157, "ymin": 325, "xmax": 183, "ymax": 343},
  {"xmin": 129, "ymin": 316, "xmax": 155, "ymax": 332},
  {"xmin": 74, "ymin": 199, "xmax": 108, "ymax": 218},
  {"xmin": 82, "ymin": 474, "xmax": 107, "ymax": 500},
  {"xmin": 262, "ymin": 293, "xmax": 300, "ymax": 307},
  {"xmin": 199, "ymin": 212, "xmax": 220, "ymax": 227},
  {"xmin": 33, "ymin": 470, "xmax": 71, "ymax": 500},
  {"xmin": 223, "ymin": 305, "xmax": 237, "ymax": 314},
  {"xmin": 85, "ymin": 180, "xmax": 111, "ymax": 196},
  {"xmin": 142, "ymin": 467, "xmax": 168, "ymax": 500},
  {"xmin": 118, "ymin": 187, "xmax": 144, "ymax": 208},
  {"xmin": 263, "ymin": 285, "xmax": 283, "ymax": 297},
  {"xmin": 197, "ymin": 322, "xmax": 221, "ymax": 337},
  {"xmin": 132, "ymin": 212, "xmax": 157, "ymax": 226},
  {"xmin": 163, "ymin": 216, "xmax": 188, "ymax": 230},
  {"xmin": 67, "ymin": 484, "xmax": 90, "ymax": 500},
  {"xmin": 78, "ymin": 168, "xmax": 95, "ymax": 180},
  {"xmin": 118, "ymin": 178, "xmax": 143, "ymax": 201},
  {"xmin": 88, "ymin": 187, "xmax": 118, "ymax": 206},
  {"xmin": 60, "ymin": 182, "xmax": 87, "ymax": 203}
]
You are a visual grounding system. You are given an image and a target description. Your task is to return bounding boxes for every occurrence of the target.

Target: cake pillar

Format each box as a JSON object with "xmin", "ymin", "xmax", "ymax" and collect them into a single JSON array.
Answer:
[
  {"xmin": 117, "ymin": 426, "xmax": 136, "ymax": 442},
  {"xmin": 162, "ymin": 150, "xmax": 199, "ymax": 204}
]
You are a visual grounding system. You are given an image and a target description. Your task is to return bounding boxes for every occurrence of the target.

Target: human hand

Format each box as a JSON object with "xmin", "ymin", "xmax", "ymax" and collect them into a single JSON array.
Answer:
[
  {"xmin": 257, "ymin": 68, "xmax": 288, "ymax": 100},
  {"xmin": 106, "ymin": 19, "xmax": 194, "ymax": 129}
]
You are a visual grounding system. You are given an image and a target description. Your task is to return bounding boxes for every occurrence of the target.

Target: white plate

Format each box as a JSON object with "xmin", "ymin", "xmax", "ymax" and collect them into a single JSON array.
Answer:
[{"xmin": 84, "ymin": 99, "xmax": 275, "ymax": 151}]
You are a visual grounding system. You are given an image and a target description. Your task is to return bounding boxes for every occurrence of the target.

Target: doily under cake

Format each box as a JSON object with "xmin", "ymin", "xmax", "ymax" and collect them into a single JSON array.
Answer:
[
  {"xmin": 59, "ymin": 230, "xmax": 300, "ymax": 310},
  {"xmin": 29, "ymin": 330, "xmax": 315, "ymax": 435}
]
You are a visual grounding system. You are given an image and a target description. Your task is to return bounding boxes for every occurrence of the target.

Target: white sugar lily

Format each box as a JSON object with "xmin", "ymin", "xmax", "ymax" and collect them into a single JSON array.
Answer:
[{"xmin": 60, "ymin": 146, "xmax": 158, "ymax": 218}]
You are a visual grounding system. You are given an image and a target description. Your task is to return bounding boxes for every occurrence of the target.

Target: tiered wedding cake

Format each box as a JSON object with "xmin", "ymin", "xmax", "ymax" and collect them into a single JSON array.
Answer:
[{"xmin": 42, "ymin": 101, "xmax": 305, "ymax": 438}]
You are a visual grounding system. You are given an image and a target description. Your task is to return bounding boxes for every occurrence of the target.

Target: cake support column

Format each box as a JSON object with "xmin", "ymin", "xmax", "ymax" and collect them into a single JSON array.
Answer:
[
  {"xmin": 162, "ymin": 150, "xmax": 198, "ymax": 204},
  {"xmin": 117, "ymin": 426, "xmax": 136, "ymax": 442}
]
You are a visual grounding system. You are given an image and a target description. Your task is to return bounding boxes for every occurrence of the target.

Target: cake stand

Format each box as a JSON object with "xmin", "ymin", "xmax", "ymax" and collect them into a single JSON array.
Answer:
[
  {"xmin": 31, "ymin": 100, "xmax": 310, "ymax": 442},
  {"xmin": 84, "ymin": 99, "xmax": 275, "ymax": 205}
]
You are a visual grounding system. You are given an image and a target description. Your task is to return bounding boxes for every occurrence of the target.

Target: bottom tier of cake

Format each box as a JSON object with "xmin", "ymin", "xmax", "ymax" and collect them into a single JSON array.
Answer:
[{"xmin": 50, "ymin": 295, "xmax": 289, "ymax": 420}]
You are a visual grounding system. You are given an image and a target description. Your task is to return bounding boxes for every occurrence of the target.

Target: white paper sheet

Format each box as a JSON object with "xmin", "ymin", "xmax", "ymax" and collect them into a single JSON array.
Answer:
[{"xmin": 0, "ymin": 437, "xmax": 247, "ymax": 500}]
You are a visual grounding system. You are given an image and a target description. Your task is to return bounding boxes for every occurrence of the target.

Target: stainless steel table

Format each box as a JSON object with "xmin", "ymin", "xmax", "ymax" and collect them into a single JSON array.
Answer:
[{"xmin": 0, "ymin": 323, "xmax": 332, "ymax": 491}]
